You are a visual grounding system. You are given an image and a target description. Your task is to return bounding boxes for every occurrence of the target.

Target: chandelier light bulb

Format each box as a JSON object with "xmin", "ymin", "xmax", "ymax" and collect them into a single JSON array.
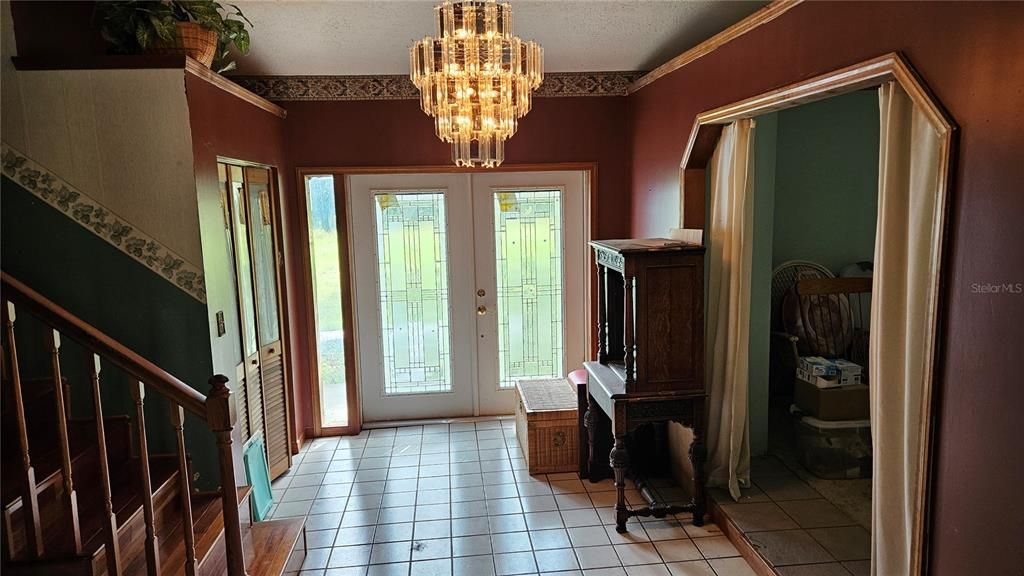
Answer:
[{"xmin": 410, "ymin": 0, "xmax": 544, "ymax": 168}]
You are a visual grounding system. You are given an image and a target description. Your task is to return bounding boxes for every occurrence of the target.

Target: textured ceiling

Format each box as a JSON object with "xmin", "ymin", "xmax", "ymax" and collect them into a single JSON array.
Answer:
[{"xmin": 229, "ymin": 1, "xmax": 765, "ymax": 76}]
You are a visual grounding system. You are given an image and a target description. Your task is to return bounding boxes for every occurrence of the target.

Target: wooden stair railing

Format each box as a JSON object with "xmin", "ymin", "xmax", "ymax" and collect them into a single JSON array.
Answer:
[{"xmin": 1, "ymin": 273, "xmax": 248, "ymax": 576}]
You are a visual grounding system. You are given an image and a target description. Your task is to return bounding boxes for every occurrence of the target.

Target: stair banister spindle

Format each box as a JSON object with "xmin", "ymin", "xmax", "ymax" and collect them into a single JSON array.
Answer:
[
  {"xmin": 47, "ymin": 329, "xmax": 83, "ymax": 554},
  {"xmin": 171, "ymin": 403, "xmax": 198, "ymax": 576},
  {"xmin": 90, "ymin": 353, "xmax": 122, "ymax": 575},
  {"xmin": 206, "ymin": 375, "xmax": 247, "ymax": 576},
  {"xmin": 2, "ymin": 301, "xmax": 44, "ymax": 558},
  {"xmin": 131, "ymin": 381, "xmax": 161, "ymax": 576}
]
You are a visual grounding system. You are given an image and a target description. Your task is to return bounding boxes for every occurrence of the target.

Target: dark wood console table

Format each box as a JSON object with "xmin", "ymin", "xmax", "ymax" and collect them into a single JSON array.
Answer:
[{"xmin": 582, "ymin": 238, "xmax": 707, "ymax": 533}]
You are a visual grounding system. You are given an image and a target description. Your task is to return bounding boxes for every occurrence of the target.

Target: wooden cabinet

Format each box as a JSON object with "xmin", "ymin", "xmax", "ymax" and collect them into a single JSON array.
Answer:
[
  {"xmin": 585, "ymin": 238, "xmax": 708, "ymax": 532},
  {"xmin": 592, "ymin": 238, "xmax": 705, "ymax": 395}
]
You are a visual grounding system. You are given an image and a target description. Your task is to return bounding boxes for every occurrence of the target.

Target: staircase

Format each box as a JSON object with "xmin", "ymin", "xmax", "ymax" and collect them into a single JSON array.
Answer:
[{"xmin": 1, "ymin": 273, "xmax": 305, "ymax": 576}]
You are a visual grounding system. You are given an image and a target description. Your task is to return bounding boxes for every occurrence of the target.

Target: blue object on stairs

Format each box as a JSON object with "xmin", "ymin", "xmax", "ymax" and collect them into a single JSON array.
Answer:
[{"xmin": 243, "ymin": 437, "xmax": 274, "ymax": 521}]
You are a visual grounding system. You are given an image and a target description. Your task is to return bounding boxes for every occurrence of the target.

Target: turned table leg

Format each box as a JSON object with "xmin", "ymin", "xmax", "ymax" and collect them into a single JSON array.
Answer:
[
  {"xmin": 610, "ymin": 436, "xmax": 630, "ymax": 533},
  {"xmin": 584, "ymin": 395, "xmax": 597, "ymax": 483},
  {"xmin": 690, "ymin": 430, "xmax": 707, "ymax": 526}
]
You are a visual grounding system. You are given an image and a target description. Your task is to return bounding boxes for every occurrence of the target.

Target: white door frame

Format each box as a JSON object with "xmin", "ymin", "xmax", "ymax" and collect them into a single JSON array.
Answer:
[{"xmin": 347, "ymin": 170, "xmax": 592, "ymax": 423}]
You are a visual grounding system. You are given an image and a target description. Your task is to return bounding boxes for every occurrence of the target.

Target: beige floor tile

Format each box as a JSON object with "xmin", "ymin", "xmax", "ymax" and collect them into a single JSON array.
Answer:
[
  {"xmin": 576, "ymin": 545, "xmax": 623, "ymax": 569},
  {"xmin": 624, "ymin": 564, "xmax": 671, "ymax": 576},
  {"xmin": 491, "ymin": 531, "xmax": 533, "ymax": 554},
  {"xmin": 665, "ymin": 560, "xmax": 716, "ymax": 576},
  {"xmin": 569, "ymin": 526, "xmax": 613, "ymax": 547},
  {"xmin": 535, "ymin": 547, "xmax": 582, "ymax": 571},
  {"xmin": 494, "ymin": 551, "xmax": 538, "ymax": 575},
  {"xmin": 532, "ymin": 528, "xmax": 573, "ymax": 550},
  {"xmin": 681, "ymin": 522, "xmax": 722, "ymax": 539},
  {"xmin": 614, "ymin": 543, "xmax": 662, "ymax": 566},
  {"xmin": 642, "ymin": 520, "xmax": 689, "ymax": 542},
  {"xmin": 653, "ymin": 539, "xmax": 702, "ymax": 563},
  {"xmin": 707, "ymin": 557, "xmax": 758, "ymax": 576},
  {"xmin": 692, "ymin": 536, "xmax": 740, "ymax": 559}
]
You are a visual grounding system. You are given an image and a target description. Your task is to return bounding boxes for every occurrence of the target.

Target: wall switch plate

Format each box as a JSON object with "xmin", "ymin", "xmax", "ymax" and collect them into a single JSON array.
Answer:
[{"xmin": 216, "ymin": 311, "xmax": 226, "ymax": 336}]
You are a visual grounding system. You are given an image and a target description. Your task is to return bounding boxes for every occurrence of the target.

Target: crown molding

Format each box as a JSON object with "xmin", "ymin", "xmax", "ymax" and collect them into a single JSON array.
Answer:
[
  {"xmin": 628, "ymin": 0, "xmax": 804, "ymax": 93},
  {"xmin": 230, "ymin": 71, "xmax": 644, "ymax": 101}
]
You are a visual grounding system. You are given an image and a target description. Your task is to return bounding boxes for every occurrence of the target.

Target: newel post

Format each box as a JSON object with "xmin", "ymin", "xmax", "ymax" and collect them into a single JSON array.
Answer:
[{"xmin": 206, "ymin": 375, "xmax": 247, "ymax": 576}]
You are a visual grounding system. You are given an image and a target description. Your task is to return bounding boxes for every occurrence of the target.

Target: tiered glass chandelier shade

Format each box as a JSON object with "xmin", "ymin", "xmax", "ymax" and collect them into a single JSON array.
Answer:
[{"xmin": 410, "ymin": 1, "xmax": 543, "ymax": 167}]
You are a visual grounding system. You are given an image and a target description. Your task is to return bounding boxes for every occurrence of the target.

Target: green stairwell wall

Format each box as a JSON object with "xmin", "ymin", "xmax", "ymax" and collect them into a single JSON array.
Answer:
[{"xmin": 2, "ymin": 176, "xmax": 221, "ymax": 489}]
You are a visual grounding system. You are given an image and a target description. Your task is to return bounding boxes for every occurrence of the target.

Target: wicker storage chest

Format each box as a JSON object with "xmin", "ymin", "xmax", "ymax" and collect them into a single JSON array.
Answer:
[{"xmin": 515, "ymin": 378, "xmax": 578, "ymax": 475}]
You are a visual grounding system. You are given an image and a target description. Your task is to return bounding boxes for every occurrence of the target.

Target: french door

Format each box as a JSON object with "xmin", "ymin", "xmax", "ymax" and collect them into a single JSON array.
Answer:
[{"xmin": 347, "ymin": 171, "xmax": 588, "ymax": 422}]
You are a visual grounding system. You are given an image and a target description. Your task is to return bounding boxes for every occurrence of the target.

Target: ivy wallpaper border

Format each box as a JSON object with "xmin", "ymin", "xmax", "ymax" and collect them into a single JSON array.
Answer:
[
  {"xmin": 231, "ymin": 71, "xmax": 645, "ymax": 101},
  {"xmin": 1, "ymin": 143, "xmax": 207, "ymax": 303}
]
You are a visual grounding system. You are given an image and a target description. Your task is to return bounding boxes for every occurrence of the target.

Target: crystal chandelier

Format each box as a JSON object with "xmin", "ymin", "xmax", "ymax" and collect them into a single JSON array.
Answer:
[{"xmin": 410, "ymin": 1, "xmax": 543, "ymax": 168}]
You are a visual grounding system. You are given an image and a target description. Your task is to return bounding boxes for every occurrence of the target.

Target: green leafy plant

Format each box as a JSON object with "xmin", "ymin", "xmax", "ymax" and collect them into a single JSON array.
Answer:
[{"xmin": 97, "ymin": 1, "xmax": 253, "ymax": 73}]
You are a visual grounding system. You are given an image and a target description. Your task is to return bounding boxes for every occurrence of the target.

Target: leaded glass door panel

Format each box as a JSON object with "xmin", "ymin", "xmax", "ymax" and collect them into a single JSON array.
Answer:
[
  {"xmin": 472, "ymin": 171, "xmax": 589, "ymax": 415},
  {"xmin": 349, "ymin": 174, "xmax": 476, "ymax": 421}
]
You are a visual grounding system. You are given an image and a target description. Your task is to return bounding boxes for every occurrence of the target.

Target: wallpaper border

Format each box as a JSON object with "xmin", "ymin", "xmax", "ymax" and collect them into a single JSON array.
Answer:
[
  {"xmin": 231, "ymin": 71, "xmax": 645, "ymax": 101},
  {"xmin": 1, "ymin": 142, "xmax": 207, "ymax": 303}
]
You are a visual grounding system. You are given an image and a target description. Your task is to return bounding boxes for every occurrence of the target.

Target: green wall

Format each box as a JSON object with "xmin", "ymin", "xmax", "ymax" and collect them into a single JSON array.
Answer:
[
  {"xmin": 749, "ymin": 112, "xmax": 778, "ymax": 456},
  {"xmin": 771, "ymin": 91, "xmax": 880, "ymax": 271},
  {"xmin": 1, "ymin": 177, "xmax": 220, "ymax": 489},
  {"xmin": 748, "ymin": 92, "xmax": 879, "ymax": 456}
]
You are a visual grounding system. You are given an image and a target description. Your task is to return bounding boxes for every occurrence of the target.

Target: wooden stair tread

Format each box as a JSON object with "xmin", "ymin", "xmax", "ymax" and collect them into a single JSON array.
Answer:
[
  {"xmin": 241, "ymin": 517, "xmax": 305, "ymax": 576},
  {"xmin": 158, "ymin": 487, "xmax": 252, "ymax": 576}
]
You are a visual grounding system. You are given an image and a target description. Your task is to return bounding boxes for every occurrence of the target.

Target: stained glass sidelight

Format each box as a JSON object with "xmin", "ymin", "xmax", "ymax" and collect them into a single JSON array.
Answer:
[
  {"xmin": 374, "ymin": 192, "xmax": 452, "ymax": 395},
  {"xmin": 493, "ymin": 190, "xmax": 564, "ymax": 389}
]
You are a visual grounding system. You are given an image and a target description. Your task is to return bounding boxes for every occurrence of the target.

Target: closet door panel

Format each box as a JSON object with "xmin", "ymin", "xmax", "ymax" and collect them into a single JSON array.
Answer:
[
  {"xmin": 228, "ymin": 164, "xmax": 264, "ymax": 443},
  {"xmin": 261, "ymin": 343, "xmax": 289, "ymax": 477},
  {"xmin": 245, "ymin": 166, "xmax": 291, "ymax": 478}
]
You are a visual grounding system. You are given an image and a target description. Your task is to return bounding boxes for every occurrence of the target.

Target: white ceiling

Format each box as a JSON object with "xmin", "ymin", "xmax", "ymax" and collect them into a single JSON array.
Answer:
[{"xmin": 229, "ymin": 0, "xmax": 765, "ymax": 76}]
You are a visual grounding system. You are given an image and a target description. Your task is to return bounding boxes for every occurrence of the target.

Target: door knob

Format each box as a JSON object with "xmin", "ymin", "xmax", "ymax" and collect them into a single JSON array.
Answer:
[{"xmin": 477, "ymin": 305, "xmax": 488, "ymax": 316}]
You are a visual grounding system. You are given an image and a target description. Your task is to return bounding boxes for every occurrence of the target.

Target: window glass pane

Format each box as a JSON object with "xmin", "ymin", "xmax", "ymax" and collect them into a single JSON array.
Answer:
[
  {"xmin": 246, "ymin": 168, "xmax": 280, "ymax": 346},
  {"xmin": 306, "ymin": 176, "xmax": 348, "ymax": 427},
  {"xmin": 374, "ymin": 191, "xmax": 452, "ymax": 395},
  {"xmin": 494, "ymin": 190, "xmax": 564, "ymax": 389},
  {"xmin": 229, "ymin": 166, "xmax": 258, "ymax": 357}
]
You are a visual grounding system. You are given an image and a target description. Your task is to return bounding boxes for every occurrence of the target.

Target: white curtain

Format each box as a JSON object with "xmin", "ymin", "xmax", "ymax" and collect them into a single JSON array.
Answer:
[
  {"xmin": 871, "ymin": 81, "xmax": 943, "ymax": 576},
  {"xmin": 705, "ymin": 119, "xmax": 755, "ymax": 499}
]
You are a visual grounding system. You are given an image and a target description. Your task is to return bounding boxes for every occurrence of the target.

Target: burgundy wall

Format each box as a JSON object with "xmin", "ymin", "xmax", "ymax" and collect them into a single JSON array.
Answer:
[
  {"xmin": 628, "ymin": 2, "xmax": 1024, "ymax": 573},
  {"xmin": 282, "ymin": 96, "xmax": 631, "ymax": 435},
  {"xmin": 184, "ymin": 75, "xmax": 305, "ymax": 449}
]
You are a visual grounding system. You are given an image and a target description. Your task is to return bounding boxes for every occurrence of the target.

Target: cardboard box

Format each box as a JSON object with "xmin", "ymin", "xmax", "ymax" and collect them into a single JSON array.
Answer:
[
  {"xmin": 794, "ymin": 378, "xmax": 870, "ymax": 421},
  {"xmin": 799, "ymin": 356, "xmax": 837, "ymax": 376},
  {"xmin": 833, "ymin": 359, "xmax": 863, "ymax": 385},
  {"xmin": 797, "ymin": 369, "xmax": 843, "ymax": 389}
]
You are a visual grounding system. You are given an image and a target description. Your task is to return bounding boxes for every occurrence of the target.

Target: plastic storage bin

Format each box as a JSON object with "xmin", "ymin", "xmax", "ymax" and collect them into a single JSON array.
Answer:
[{"xmin": 794, "ymin": 411, "xmax": 872, "ymax": 479}]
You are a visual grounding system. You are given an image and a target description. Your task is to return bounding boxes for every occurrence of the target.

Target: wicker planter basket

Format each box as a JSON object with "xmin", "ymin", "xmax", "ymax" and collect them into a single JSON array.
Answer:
[{"xmin": 147, "ymin": 21, "xmax": 218, "ymax": 67}]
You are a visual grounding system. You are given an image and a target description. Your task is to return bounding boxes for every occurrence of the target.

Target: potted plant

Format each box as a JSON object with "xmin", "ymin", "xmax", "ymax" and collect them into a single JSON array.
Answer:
[{"xmin": 97, "ymin": 1, "xmax": 252, "ymax": 73}]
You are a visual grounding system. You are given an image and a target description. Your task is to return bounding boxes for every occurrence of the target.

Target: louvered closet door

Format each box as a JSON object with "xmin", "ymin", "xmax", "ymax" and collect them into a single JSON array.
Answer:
[
  {"xmin": 226, "ymin": 164, "xmax": 263, "ymax": 444},
  {"xmin": 245, "ymin": 167, "xmax": 292, "ymax": 479}
]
